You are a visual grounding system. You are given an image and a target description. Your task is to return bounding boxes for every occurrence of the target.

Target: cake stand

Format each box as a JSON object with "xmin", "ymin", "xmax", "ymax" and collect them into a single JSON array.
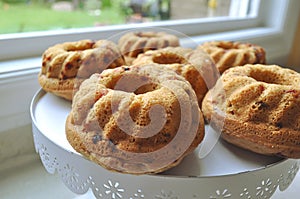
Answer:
[{"xmin": 30, "ymin": 89, "xmax": 299, "ymax": 199}]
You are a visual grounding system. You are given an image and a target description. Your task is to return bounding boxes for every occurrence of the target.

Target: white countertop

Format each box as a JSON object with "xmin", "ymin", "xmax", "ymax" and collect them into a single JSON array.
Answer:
[{"xmin": 0, "ymin": 153, "xmax": 299, "ymax": 199}]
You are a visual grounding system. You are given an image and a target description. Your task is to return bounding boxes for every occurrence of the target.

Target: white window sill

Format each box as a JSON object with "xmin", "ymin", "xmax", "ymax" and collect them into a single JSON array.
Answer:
[
  {"xmin": 0, "ymin": 57, "xmax": 41, "ymax": 74},
  {"xmin": 0, "ymin": 153, "xmax": 79, "ymax": 199}
]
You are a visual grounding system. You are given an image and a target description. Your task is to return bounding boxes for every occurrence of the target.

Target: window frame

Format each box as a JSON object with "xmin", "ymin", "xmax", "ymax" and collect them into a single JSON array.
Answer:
[
  {"xmin": 0, "ymin": 0, "xmax": 261, "ymax": 61},
  {"xmin": 0, "ymin": 16, "xmax": 261, "ymax": 61},
  {"xmin": 0, "ymin": 0, "xmax": 299, "ymax": 133}
]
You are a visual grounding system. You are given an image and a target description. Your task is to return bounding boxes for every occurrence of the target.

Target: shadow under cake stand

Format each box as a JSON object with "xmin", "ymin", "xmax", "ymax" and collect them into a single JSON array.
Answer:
[{"xmin": 30, "ymin": 89, "xmax": 299, "ymax": 199}]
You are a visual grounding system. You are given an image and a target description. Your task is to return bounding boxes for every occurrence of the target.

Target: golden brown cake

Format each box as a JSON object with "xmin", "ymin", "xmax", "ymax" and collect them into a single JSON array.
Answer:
[
  {"xmin": 118, "ymin": 31, "xmax": 180, "ymax": 65},
  {"xmin": 66, "ymin": 64, "xmax": 205, "ymax": 174},
  {"xmin": 198, "ymin": 41, "xmax": 266, "ymax": 73},
  {"xmin": 38, "ymin": 39, "xmax": 125, "ymax": 100},
  {"xmin": 133, "ymin": 47, "xmax": 218, "ymax": 105},
  {"xmin": 202, "ymin": 64, "xmax": 300, "ymax": 158}
]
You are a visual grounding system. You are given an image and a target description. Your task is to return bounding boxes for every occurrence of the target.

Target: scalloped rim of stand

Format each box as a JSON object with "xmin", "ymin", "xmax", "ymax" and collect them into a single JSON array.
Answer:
[{"xmin": 30, "ymin": 89, "xmax": 300, "ymax": 199}]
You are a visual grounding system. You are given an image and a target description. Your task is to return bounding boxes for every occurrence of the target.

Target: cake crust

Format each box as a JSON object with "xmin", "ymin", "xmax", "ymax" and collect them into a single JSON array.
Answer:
[
  {"xmin": 202, "ymin": 64, "xmax": 300, "ymax": 158},
  {"xmin": 66, "ymin": 64, "xmax": 205, "ymax": 174},
  {"xmin": 133, "ymin": 47, "xmax": 218, "ymax": 105},
  {"xmin": 198, "ymin": 41, "xmax": 266, "ymax": 73},
  {"xmin": 39, "ymin": 39, "xmax": 125, "ymax": 100},
  {"xmin": 118, "ymin": 31, "xmax": 179, "ymax": 65}
]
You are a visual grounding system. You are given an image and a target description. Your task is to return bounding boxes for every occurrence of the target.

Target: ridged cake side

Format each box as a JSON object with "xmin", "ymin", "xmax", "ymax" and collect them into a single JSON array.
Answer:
[{"xmin": 202, "ymin": 64, "xmax": 300, "ymax": 158}]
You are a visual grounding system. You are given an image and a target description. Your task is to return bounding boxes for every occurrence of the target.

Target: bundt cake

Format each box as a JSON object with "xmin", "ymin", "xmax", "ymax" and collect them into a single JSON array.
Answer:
[
  {"xmin": 133, "ymin": 47, "xmax": 218, "ymax": 105},
  {"xmin": 198, "ymin": 41, "xmax": 266, "ymax": 73},
  {"xmin": 66, "ymin": 64, "xmax": 205, "ymax": 174},
  {"xmin": 39, "ymin": 39, "xmax": 125, "ymax": 100},
  {"xmin": 118, "ymin": 31, "xmax": 180, "ymax": 65},
  {"xmin": 202, "ymin": 64, "xmax": 300, "ymax": 158}
]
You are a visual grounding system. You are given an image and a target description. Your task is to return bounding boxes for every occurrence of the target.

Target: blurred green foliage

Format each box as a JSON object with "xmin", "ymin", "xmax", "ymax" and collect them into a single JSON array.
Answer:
[{"xmin": 0, "ymin": 0, "xmax": 167, "ymax": 34}]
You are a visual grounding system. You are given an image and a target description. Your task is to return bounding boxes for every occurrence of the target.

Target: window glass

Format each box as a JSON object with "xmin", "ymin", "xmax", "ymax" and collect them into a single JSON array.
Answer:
[{"xmin": 0, "ymin": 0, "xmax": 257, "ymax": 35}]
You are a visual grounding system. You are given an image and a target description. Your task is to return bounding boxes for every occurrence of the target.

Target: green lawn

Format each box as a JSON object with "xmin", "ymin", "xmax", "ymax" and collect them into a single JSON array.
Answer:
[{"xmin": 0, "ymin": 2, "xmax": 126, "ymax": 34}]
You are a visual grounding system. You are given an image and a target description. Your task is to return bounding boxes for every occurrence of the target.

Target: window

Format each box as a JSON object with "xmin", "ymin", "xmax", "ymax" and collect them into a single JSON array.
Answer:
[
  {"xmin": 0, "ymin": 0, "xmax": 299, "ymax": 132},
  {"xmin": 1, "ymin": 0, "xmax": 257, "ymax": 35},
  {"xmin": 0, "ymin": 0, "xmax": 261, "ymax": 61}
]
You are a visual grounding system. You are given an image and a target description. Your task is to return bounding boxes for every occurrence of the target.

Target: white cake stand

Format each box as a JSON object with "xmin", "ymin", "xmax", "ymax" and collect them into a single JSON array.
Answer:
[{"xmin": 30, "ymin": 89, "xmax": 299, "ymax": 199}]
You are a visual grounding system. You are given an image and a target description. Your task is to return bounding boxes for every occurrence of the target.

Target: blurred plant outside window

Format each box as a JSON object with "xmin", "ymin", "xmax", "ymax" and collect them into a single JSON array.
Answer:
[{"xmin": 0, "ymin": 0, "xmax": 258, "ymax": 35}]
